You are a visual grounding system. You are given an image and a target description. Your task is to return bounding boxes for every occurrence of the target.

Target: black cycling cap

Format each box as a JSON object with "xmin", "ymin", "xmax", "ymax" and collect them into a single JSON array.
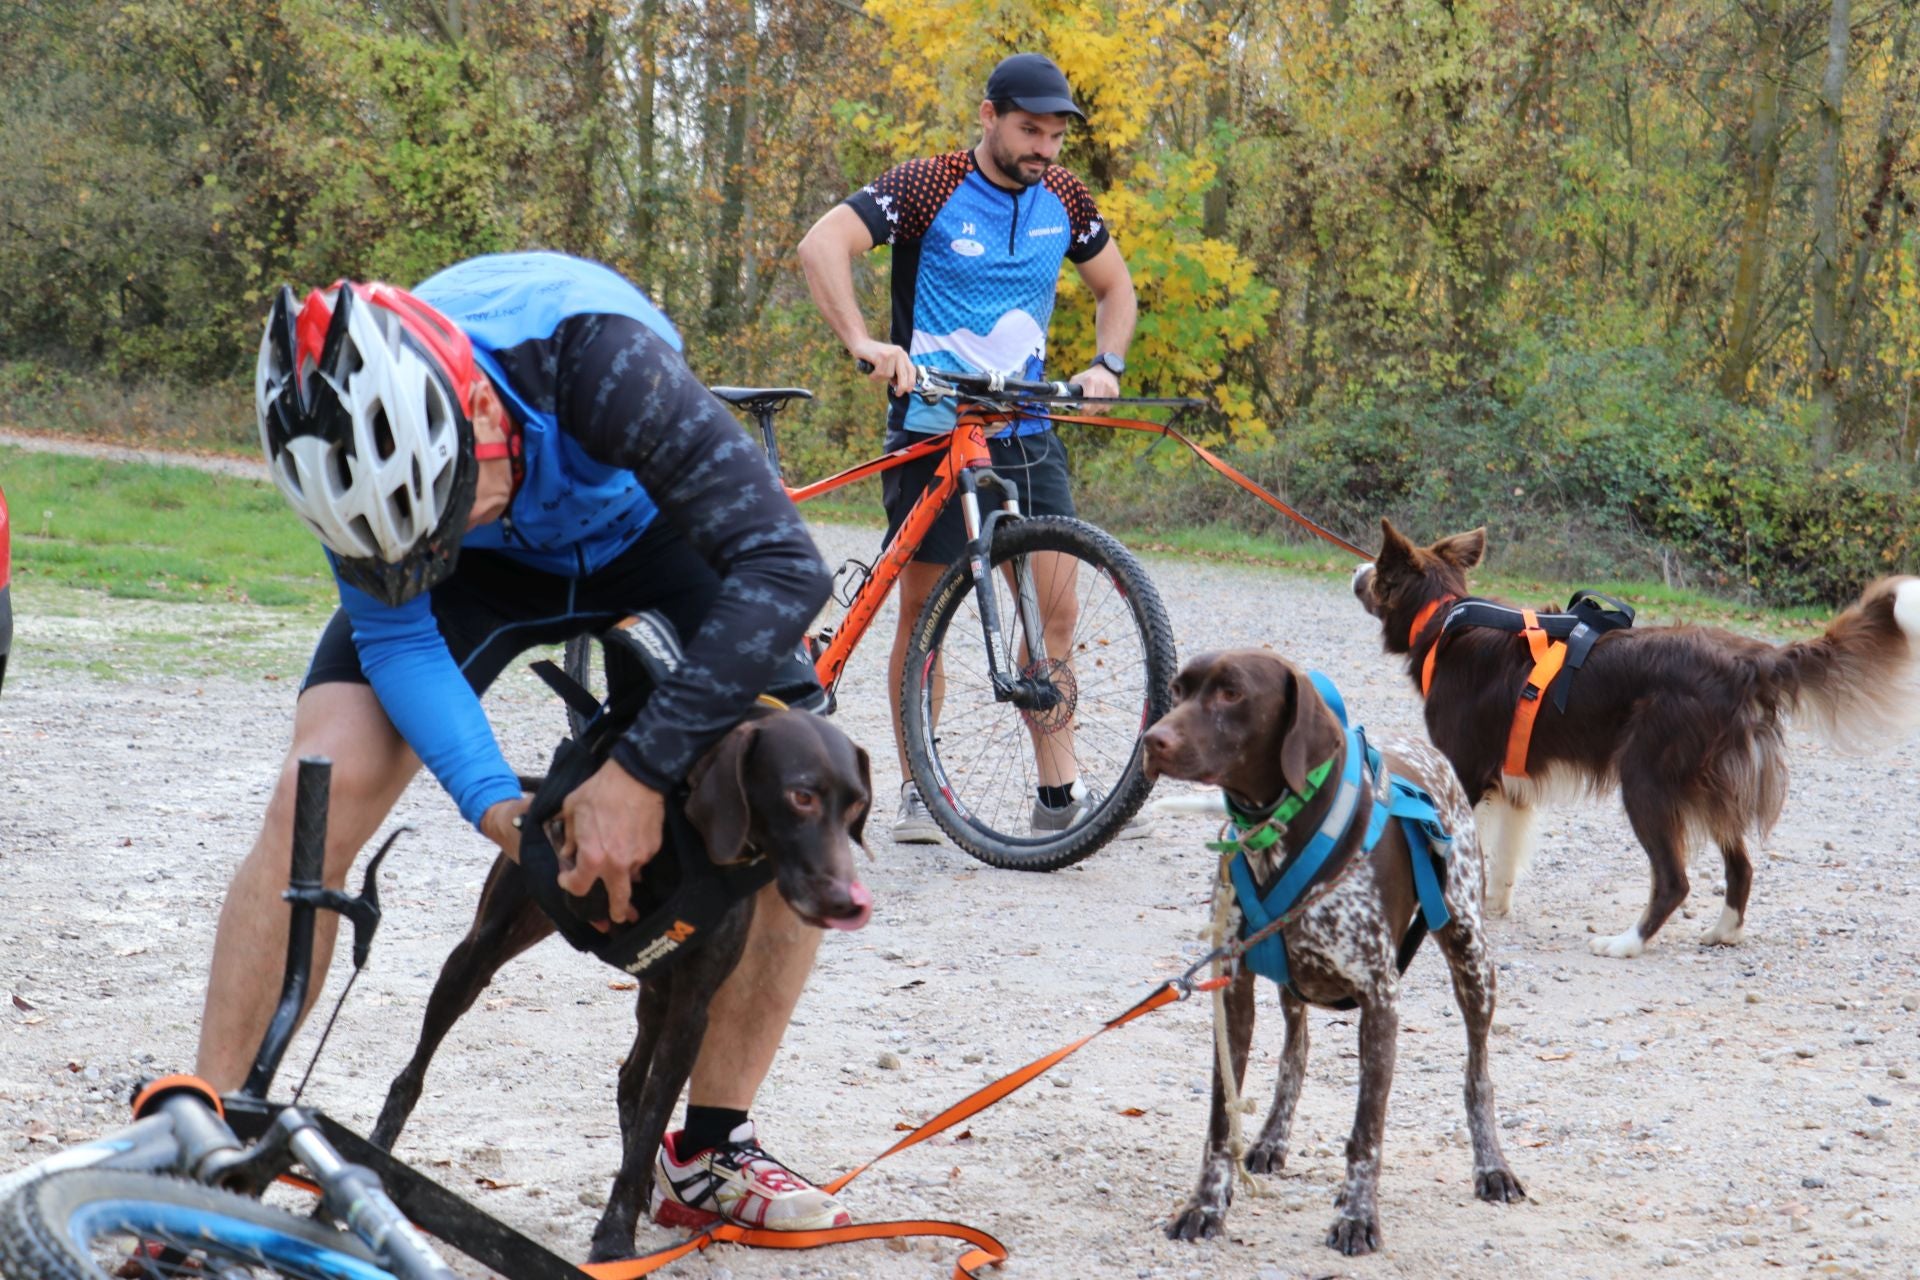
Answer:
[{"xmin": 984, "ymin": 53, "xmax": 1085, "ymax": 120}]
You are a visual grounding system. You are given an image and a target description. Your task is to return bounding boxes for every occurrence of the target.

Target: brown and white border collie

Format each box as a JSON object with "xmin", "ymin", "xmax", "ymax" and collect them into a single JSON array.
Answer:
[{"xmin": 1354, "ymin": 519, "xmax": 1920, "ymax": 958}]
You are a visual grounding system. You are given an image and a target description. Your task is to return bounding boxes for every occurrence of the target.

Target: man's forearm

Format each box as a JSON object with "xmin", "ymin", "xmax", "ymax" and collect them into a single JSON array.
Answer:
[
  {"xmin": 798, "ymin": 242, "xmax": 875, "ymax": 355},
  {"xmin": 1093, "ymin": 287, "xmax": 1137, "ymax": 361}
]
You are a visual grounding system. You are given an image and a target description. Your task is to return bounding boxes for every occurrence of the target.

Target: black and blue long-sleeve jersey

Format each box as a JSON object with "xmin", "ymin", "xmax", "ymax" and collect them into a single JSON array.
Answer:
[{"xmin": 335, "ymin": 252, "xmax": 830, "ymax": 828}]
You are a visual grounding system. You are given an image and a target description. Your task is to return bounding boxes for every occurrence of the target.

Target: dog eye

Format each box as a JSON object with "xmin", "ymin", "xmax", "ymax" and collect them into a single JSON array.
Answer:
[
  {"xmin": 1215, "ymin": 684, "xmax": 1242, "ymax": 703},
  {"xmin": 787, "ymin": 788, "xmax": 821, "ymax": 814}
]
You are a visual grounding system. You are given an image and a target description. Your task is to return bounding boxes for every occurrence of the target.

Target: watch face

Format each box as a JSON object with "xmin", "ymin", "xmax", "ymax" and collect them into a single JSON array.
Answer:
[{"xmin": 1098, "ymin": 353, "xmax": 1125, "ymax": 375}]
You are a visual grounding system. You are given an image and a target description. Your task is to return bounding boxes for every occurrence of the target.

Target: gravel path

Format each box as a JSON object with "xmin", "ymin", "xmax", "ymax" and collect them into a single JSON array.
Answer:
[{"xmin": 2, "ymin": 509, "xmax": 1918, "ymax": 1280}]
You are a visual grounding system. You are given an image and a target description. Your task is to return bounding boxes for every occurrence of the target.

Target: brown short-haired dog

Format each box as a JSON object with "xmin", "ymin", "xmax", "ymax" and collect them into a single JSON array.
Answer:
[
  {"xmin": 1354, "ymin": 519, "xmax": 1920, "ymax": 957},
  {"xmin": 1145, "ymin": 650, "xmax": 1523, "ymax": 1257},
  {"xmin": 370, "ymin": 708, "xmax": 871, "ymax": 1261}
]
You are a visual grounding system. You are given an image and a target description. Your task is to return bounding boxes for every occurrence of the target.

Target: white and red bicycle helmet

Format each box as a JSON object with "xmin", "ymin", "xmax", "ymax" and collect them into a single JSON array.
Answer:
[{"xmin": 255, "ymin": 280, "xmax": 480, "ymax": 605}]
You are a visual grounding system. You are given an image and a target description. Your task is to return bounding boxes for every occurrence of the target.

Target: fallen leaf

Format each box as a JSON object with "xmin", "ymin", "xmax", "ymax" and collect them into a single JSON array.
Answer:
[
  {"xmin": 1536, "ymin": 1051, "xmax": 1573, "ymax": 1061},
  {"xmin": 1119, "ymin": 1107, "xmax": 1147, "ymax": 1117},
  {"xmin": 895, "ymin": 979, "xmax": 924, "ymax": 990},
  {"xmin": 475, "ymin": 1177, "xmax": 520, "ymax": 1191},
  {"xmin": 11, "ymin": 994, "xmax": 34, "ymax": 1012},
  {"xmin": 120, "ymin": 838, "xmax": 133, "ymax": 848},
  {"xmin": 955, "ymin": 1129, "xmax": 972, "ymax": 1141},
  {"xmin": 607, "ymin": 980, "xmax": 637, "ymax": 991},
  {"xmin": 894, "ymin": 1122, "xmax": 914, "ymax": 1132}
]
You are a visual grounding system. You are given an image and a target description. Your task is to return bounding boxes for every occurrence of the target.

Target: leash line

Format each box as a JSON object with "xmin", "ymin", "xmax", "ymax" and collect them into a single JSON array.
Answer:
[
  {"xmin": 1038, "ymin": 411, "xmax": 1374, "ymax": 561},
  {"xmin": 582, "ymin": 974, "xmax": 1231, "ymax": 1280}
]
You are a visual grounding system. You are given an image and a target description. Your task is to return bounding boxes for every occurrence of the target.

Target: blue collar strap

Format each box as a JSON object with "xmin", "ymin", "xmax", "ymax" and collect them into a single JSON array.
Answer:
[{"xmin": 1217, "ymin": 670, "xmax": 1455, "ymax": 995}]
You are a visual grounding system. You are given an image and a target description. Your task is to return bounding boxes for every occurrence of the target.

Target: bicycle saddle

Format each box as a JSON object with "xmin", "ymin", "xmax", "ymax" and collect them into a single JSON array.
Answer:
[{"xmin": 709, "ymin": 386, "xmax": 814, "ymax": 410}]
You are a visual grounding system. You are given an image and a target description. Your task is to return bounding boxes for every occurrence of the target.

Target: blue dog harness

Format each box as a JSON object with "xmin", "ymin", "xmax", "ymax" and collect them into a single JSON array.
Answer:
[{"xmin": 1208, "ymin": 672, "xmax": 1454, "ymax": 1004}]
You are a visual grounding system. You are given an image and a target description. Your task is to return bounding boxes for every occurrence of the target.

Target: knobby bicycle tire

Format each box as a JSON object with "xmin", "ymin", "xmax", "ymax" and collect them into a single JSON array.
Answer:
[
  {"xmin": 0, "ymin": 1169, "xmax": 392, "ymax": 1280},
  {"xmin": 562, "ymin": 633, "xmax": 597, "ymax": 740},
  {"xmin": 902, "ymin": 515, "xmax": 1176, "ymax": 871}
]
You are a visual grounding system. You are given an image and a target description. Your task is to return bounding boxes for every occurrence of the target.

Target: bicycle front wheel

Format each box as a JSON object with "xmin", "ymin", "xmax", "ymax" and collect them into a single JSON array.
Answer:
[
  {"xmin": 0, "ymin": 1170, "xmax": 392, "ymax": 1280},
  {"xmin": 902, "ymin": 515, "xmax": 1176, "ymax": 871}
]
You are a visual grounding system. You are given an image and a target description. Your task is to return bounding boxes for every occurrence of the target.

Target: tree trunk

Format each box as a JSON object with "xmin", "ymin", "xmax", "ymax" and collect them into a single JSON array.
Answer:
[
  {"xmin": 1719, "ymin": 0, "xmax": 1787, "ymax": 400},
  {"xmin": 1840, "ymin": 1, "xmax": 1916, "ymax": 449},
  {"xmin": 706, "ymin": 0, "xmax": 754, "ymax": 336},
  {"xmin": 1808, "ymin": 0, "xmax": 1850, "ymax": 462},
  {"xmin": 565, "ymin": 8, "xmax": 610, "ymax": 256},
  {"xmin": 632, "ymin": 0, "xmax": 661, "ymax": 296}
]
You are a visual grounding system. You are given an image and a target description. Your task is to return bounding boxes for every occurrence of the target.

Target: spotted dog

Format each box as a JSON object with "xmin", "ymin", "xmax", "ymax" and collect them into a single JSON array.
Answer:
[{"xmin": 1145, "ymin": 650, "xmax": 1524, "ymax": 1257}]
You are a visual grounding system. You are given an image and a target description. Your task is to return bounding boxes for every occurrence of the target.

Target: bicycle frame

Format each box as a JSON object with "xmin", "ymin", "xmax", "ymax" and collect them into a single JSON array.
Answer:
[{"xmin": 785, "ymin": 409, "xmax": 1052, "ymax": 707}]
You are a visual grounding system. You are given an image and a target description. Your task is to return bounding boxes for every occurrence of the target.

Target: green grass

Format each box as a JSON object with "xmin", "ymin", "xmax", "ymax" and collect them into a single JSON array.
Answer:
[
  {"xmin": 2, "ymin": 447, "xmax": 334, "ymax": 606},
  {"xmin": 1101, "ymin": 518, "xmax": 1829, "ymax": 636},
  {"xmin": 1, "ymin": 440, "xmax": 1829, "ymax": 653}
]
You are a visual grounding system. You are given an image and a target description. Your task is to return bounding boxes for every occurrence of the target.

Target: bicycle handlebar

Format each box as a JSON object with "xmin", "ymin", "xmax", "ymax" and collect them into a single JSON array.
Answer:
[{"xmin": 856, "ymin": 359, "xmax": 1082, "ymax": 402}]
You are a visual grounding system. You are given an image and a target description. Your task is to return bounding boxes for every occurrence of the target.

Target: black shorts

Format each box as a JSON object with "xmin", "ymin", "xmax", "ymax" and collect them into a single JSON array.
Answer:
[
  {"xmin": 880, "ymin": 428, "xmax": 1075, "ymax": 565},
  {"xmin": 303, "ymin": 520, "xmax": 724, "ymax": 699}
]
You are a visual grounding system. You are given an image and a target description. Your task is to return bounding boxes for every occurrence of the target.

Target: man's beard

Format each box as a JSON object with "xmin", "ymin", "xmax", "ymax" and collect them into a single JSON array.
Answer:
[{"xmin": 986, "ymin": 131, "xmax": 1049, "ymax": 188}]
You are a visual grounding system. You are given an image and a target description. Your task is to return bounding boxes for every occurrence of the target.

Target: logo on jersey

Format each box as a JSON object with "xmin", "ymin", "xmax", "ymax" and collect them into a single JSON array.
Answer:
[
  {"xmin": 950, "ymin": 237, "xmax": 985, "ymax": 257},
  {"xmin": 1028, "ymin": 225, "xmax": 1065, "ymax": 238}
]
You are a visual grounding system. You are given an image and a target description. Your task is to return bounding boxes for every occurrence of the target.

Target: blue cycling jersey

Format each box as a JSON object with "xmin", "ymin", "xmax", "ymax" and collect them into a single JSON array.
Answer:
[
  {"xmin": 845, "ymin": 151, "xmax": 1109, "ymax": 435},
  {"xmin": 418, "ymin": 252, "xmax": 673, "ymax": 575}
]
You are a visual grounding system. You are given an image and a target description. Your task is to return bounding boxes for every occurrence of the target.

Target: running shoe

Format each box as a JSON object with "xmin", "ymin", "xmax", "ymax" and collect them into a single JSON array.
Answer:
[{"xmin": 651, "ymin": 1120, "xmax": 851, "ymax": 1232}]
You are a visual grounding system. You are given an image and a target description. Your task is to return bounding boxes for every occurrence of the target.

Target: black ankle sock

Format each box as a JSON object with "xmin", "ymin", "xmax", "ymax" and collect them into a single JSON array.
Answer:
[
  {"xmin": 683, "ymin": 1105, "xmax": 750, "ymax": 1154},
  {"xmin": 1037, "ymin": 783, "xmax": 1074, "ymax": 809}
]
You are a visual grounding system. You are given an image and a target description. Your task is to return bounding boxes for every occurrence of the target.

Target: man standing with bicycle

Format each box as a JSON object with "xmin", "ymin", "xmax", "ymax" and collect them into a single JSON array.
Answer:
[
  {"xmin": 797, "ymin": 53, "xmax": 1139, "ymax": 844},
  {"xmin": 202, "ymin": 252, "xmax": 858, "ymax": 1234}
]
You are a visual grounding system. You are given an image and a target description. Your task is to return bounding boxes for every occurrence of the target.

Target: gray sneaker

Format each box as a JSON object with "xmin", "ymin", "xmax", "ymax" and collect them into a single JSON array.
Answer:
[
  {"xmin": 891, "ymin": 782, "xmax": 945, "ymax": 845},
  {"xmin": 1030, "ymin": 782, "xmax": 1153, "ymax": 839}
]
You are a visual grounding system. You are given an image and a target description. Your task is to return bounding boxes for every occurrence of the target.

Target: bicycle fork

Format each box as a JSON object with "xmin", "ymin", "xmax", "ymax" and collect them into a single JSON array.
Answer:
[{"xmin": 956, "ymin": 470, "xmax": 1057, "ymax": 711}]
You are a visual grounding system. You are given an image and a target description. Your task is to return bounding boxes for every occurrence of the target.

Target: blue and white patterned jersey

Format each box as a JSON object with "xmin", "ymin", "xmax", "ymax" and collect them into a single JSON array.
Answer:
[{"xmin": 844, "ymin": 150, "xmax": 1109, "ymax": 435}]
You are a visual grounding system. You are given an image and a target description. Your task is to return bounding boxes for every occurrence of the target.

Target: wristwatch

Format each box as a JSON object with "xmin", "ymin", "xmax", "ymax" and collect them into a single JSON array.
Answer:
[{"xmin": 1092, "ymin": 351, "xmax": 1126, "ymax": 377}]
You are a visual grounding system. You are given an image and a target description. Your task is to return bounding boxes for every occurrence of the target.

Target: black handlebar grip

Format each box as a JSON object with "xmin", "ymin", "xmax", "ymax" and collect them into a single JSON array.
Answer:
[
  {"xmin": 291, "ymin": 756, "xmax": 331, "ymax": 887},
  {"xmin": 855, "ymin": 359, "xmax": 876, "ymax": 375}
]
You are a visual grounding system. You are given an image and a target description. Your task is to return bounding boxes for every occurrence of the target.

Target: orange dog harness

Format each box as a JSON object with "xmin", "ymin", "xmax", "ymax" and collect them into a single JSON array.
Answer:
[{"xmin": 1408, "ymin": 591, "xmax": 1632, "ymax": 780}]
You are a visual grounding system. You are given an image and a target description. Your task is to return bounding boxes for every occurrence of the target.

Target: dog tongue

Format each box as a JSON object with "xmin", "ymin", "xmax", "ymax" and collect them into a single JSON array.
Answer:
[{"xmin": 827, "ymin": 880, "xmax": 873, "ymax": 931}]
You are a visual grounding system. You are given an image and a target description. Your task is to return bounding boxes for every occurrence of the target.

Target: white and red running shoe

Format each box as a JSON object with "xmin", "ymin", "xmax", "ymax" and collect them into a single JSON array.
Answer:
[{"xmin": 650, "ymin": 1120, "xmax": 851, "ymax": 1232}]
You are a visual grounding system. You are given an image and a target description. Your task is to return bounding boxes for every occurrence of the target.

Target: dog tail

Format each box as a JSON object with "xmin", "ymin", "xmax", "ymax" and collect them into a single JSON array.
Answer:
[{"xmin": 1771, "ymin": 576, "xmax": 1920, "ymax": 751}]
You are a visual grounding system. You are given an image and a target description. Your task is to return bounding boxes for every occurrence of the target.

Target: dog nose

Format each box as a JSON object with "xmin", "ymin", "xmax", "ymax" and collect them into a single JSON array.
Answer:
[
  {"xmin": 1143, "ymin": 724, "xmax": 1176, "ymax": 759},
  {"xmin": 824, "ymin": 880, "xmax": 872, "ymax": 932}
]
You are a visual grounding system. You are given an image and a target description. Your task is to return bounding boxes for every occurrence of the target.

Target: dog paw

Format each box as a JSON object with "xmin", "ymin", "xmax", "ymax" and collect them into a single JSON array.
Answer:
[
  {"xmin": 1485, "ymin": 887, "xmax": 1516, "ymax": 918},
  {"xmin": 1699, "ymin": 906, "xmax": 1745, "ymax": 947},
  {"xmin": 1166, "ymin": 1203, "xmax": 1226, "ymax": 1241},
  {"xmin": 585, "ymin": 1231, "xmax": 638, "ymax": 1264},
  {"xmin": 1475, "ymin": 1166, "xmax": 1527, "ymax": 1203},
  {"xmin": 1586, "ymin": 928, "xmax": 1645, "ymax": 959},
  {"xmin": 1325, "ymin": 1211, "xmax": 1380, "ymax": 1256},
  {"xmin": 1243, "ymin": 1143, "xmax": 1287, "ymax": 1176}
]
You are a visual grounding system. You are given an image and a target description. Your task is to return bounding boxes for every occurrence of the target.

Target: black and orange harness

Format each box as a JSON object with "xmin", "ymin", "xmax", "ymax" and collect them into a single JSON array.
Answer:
[{"xmin": 1410, "ymin": 589, "xmax": 1635, "ymax": 778}]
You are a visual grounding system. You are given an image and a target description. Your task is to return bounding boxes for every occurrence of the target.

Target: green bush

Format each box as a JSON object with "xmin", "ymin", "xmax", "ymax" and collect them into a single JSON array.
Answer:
[{"xmin": 1075, "ymin": 347, "xmax": 1916, "ymax": 608}]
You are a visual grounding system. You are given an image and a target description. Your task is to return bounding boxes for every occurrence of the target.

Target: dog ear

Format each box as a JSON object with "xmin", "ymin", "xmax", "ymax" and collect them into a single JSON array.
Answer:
[
  {"xmin": 1275, "ymin": 664, "xmax": 1321, "ymax": 798},
  {"xmin": 686, "ymin": 723, "xmax": 757, "ymax": 865},
  {"xmin": 850, "ymin": 744, "xmax": 872, "ymax": 850},
  {"xmin": 1376, "ymin": 518, "xmax": 1415, "ymax": 570},
  {"xmin": 1433, "ymin": 526, "xmax": 1486, "ymax": 570}
]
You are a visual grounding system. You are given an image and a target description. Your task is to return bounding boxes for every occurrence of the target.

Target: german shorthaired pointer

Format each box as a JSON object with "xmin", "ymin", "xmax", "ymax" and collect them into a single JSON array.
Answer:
[{"xmin": 1145, "ymin": 650, "xmax": 1524, "ymax": 1256}]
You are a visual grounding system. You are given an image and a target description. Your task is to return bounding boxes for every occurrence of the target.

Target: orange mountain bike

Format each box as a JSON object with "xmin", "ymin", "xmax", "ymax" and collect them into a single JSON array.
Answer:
[{"xmin": 566, "ymin": 367, "xmax": 1179, "ymax": 871}]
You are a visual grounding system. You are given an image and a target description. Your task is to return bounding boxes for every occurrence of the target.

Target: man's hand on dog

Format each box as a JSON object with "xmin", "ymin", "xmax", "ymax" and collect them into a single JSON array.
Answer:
[
  {"xmin": 481, "ymin": 795, "xmax": 532, "ymax": 862},
  {"xmin": 555, "ymin": 761, "xmax": 665, "ymax": 926}
]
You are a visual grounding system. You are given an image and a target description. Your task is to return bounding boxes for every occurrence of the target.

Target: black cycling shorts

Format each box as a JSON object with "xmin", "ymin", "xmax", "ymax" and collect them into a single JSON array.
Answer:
[
  {"xmin": 303, "ymin": 519, "xmax": 724, "ymax": 699},
  {"xmin": 880, "ymin": 428, "xmax": 1075, "ymax": 566}
]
